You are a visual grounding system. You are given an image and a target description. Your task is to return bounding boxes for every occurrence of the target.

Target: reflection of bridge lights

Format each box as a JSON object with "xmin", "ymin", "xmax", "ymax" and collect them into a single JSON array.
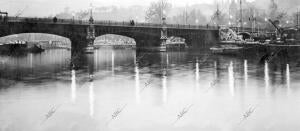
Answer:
[
  {"xmin": 89, "ymin": 81, "xmax": 94, "ymax": 117},
  {"xmin": 244, "ymin": 60, "xmax": 248, "ymax": 88},
  {"xmin": 71, "ymin": 69, "xmax": 76, "ymax": 103},
  {"xmin": 286, "ymin": 64, "xmax": 290, "ymax": 94},
  {"xmin": 230, "ymin": 15, "xmax": 233, "ymax": 19},
  {"xmin": 264, "ymin": 61, "xmax": 270, "ymax": 96},
  {"xmin": 228, "ymin": 61, "xmax": 234, "ymax": 96},
  {"xmin": 162, "ymin": 73, "xmax": 167, "ymax": 104},
  {"xmin": 135, "ymin": 64, "xmax": 140, "ymax": 104}
]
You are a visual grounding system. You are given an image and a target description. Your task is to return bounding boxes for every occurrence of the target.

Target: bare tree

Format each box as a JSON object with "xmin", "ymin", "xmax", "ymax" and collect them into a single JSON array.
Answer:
[
  {"xmin": 75, "ymin": 10, "xmax": 89, "ymax": 20},
  {"xmin": 172, "ymin": 9, "xmax": 207, "ymax": 25},
  {"xmin": 145, "ymin": 0, "xmax": 171, "ymax": 23}
]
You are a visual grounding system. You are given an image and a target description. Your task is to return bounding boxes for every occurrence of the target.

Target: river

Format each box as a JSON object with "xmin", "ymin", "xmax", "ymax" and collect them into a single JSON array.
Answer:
[{"xmin": 0, "ymin": 47, "xmax": 300, "ymax": 131}]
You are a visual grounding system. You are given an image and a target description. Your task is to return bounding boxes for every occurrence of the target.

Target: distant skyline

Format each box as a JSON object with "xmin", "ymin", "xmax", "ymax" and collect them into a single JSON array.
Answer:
[{"xmin": 0, "ymin": 0, "xmax": 255, "ymax": 17}]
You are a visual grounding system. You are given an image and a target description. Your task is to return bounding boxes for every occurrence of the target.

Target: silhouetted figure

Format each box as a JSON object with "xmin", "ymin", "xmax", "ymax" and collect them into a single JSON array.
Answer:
[
  {"xmin": 130, "ymin": 20, "xmax": 135, "ymax": 26},
  {"xmin": 53, "ymin": 17, "xmax": 57, "ymax": 23}
]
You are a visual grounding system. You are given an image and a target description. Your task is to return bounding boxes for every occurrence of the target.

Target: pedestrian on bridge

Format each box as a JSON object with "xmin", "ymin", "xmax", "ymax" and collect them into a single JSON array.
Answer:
[{"xmin": 53, "ymin": 17, "xmax": 57, "ymax": 23}]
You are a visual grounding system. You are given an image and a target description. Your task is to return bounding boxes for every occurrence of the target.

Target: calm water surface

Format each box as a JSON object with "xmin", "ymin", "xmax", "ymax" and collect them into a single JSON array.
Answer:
[{"xmin": 1, "ymin": 48, "xmax": 300, "ymax": 131}]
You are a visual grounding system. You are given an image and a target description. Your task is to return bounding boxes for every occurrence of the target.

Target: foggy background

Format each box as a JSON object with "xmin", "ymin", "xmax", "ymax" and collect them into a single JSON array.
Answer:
[{"xmin": 0, "ymin": 0, "xmax": 299, "ymax": 25}]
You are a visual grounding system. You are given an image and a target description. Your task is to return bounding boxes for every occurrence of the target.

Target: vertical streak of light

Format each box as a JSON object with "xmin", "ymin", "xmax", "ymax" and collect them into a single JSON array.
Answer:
[
  {"xmin": 94, "ymin": 49, "xmax": 98, "ymax": 71},
  {"xmin": 71, "ymin": 69, "xmax": 76, "ymax": 103},
  {"xmin": 135, "ymin": 60, "xmax": 140, "ymax": 104},
  {"xmin": 166, "ymin": 53, "xmax": 169, "ymax": 66},
  {"xmin": 228, "ymin": 61, "xmax": 234, "ymax": 96},
  {"xmin": 89, "ymin": 81, "xmax": 94, "ymax": 117},
  {"xmin": 244, "ymin": 60, "xmax": 248, "ymax": 88},
  {"xmin": 286, "ymin": 64, "xmax": 290, "ymax": 96},
  {"xmin": 195, "ymin": 58, "xmax": 199, "ymax": 91},
  {"xmin": 30, "ymin": 53, "xmax": 33, "ymax": 69},
  {"xmin": 214, "ymin": 61, "xmax": 217, "ymax": 79},
  {"xmin": 111, "ymin": 50, "xmax": 115, "ymax": 76},
  {"xmin": 162, "ymin": 71, "xmax": 167, "ymax": 104},
  {"xmin": 264, "ymin": 61, "xmax": 270, "ymax": 96}
]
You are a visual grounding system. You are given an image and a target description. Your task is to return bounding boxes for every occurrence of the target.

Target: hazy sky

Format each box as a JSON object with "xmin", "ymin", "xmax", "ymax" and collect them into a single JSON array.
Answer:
[{"xmin": 0, "ymin": 0, "xmax": 254, "ymax": 16}]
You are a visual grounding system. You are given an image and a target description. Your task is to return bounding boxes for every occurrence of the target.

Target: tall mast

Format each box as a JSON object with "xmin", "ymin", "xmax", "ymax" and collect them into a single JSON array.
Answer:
[
  {"xmin": 297, "ymin": 8, "xmax": 299, "ymax": 28},
  {"xmin": 240, "ymin": 0, "xmax": 243, "ymax": 33}
]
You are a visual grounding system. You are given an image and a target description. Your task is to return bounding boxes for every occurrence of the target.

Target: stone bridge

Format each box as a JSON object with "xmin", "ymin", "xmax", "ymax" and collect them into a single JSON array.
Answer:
[{"xmin": 0, "ymin": 17, "xmax": 219, "ymax": 51}]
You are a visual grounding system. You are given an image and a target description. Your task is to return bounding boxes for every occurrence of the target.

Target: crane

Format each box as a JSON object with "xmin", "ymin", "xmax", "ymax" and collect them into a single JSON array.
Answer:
[{"xmin": 268, "ymin": 19, "xmax": 283, "ymax": 35}]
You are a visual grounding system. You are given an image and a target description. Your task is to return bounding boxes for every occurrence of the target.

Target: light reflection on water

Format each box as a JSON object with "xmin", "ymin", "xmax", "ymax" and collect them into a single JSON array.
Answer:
[
  {"xmin": 135, "ymin": 61, "xmax": 140, "ymax": 104},
  {"xmin": 71, "ymin": 69, "xmax": 76, "ymax": 103},
  {"xmin": 1, "ymin": 48, "xmax": 300, "ymax": 131},
  {"xmin": 89, "ymin": 81, "xmax": 94, "ymax": 117},
  {"xmin": 244, "ymin": 60, "xmax": 248, "ymax": 89},
  {"xmin": 286, "ymin": 64, "xmax": 290, "ymax": 96},
  {"xmin": 264, "ymin": 61, "xmax": 270, "ymax": 97},
  {"xmin": 228, "ymin": 61, "xmax": 235, "ymax": 97}
]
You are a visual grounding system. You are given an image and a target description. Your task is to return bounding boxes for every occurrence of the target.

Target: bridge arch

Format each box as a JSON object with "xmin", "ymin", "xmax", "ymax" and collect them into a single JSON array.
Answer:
[
  {"xmin": 0, "ymin": 33, "xmax": 71, "ymax": 49},
  {"xmin": 95, "ymin": 27, "xmax": 162, "ymax": 47},
  {"xmin": 95, "ymin": 34, "xmax": 136, "ymax": 46}
]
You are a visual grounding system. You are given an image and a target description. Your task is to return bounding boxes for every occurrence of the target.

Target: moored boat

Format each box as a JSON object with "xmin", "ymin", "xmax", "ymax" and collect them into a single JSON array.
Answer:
[{"xmin": 210, "ymin": 44, "xmax": 244, "ymax": 55}]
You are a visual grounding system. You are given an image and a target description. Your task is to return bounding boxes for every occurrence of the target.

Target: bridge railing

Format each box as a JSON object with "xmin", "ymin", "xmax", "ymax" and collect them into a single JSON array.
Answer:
[
  {"xmin": 6, "ymin": 16, "xmax": 219, "ymax": 30},
  {"xmin": 7, "ymin": 16, "xmax": 274, "ymax": 31}
]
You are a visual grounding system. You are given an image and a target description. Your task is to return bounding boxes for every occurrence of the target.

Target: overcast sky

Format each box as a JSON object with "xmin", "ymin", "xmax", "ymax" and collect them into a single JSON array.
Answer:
[{"xmin": 0, "ymin": 0, "xmax": 254, "ymax": 17}]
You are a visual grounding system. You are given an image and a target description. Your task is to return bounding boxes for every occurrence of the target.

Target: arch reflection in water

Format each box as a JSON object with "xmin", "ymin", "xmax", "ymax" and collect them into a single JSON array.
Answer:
[
  {"xmin": 228, "ymin": 61, "xmax": 234, "ymax": 96},
  {"xmin": 89, "ymin": 81, "xmax": 95, "ymax": 117},
  {"xmin": 71, "ymin": 69, "xmax": 76, "ymax": 103},
  {"xmin": 264, "ymin": 61, "xmax": 270, "ymax": 95},
  {"xmin": 244, "ymin": 60, "xmax": 248, "ymax": 88}
]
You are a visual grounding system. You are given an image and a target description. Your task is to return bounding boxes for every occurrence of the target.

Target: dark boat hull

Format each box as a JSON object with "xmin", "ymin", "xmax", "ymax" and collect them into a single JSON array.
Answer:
[{"xmin": 0, "ymin": 44, "xmax": 44, "ymax": 54}]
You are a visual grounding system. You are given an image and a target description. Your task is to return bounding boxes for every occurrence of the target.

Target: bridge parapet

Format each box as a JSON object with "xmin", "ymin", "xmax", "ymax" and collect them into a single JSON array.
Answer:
[{"xmin": 5, "ymin": 16, "xmax": 218, "ymax": 30}]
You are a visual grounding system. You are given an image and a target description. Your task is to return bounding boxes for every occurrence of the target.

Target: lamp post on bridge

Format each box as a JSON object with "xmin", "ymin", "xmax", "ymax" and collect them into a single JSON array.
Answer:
[
  {"xmin": 160, "ymin": 9, "xmax": 167, "ymax": 52},
  {"xmin": 85, "ymin": 4, "xmax": 95, "ymax": 53},
  {"xmin": 160, "ymin": 17, "xmax": 167, "ymax": 52}
]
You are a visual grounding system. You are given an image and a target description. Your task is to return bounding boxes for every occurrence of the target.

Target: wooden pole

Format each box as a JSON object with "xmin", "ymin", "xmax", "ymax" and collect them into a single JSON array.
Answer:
[{"xmin": 240, "ymin": 0, "xmax": 243, "ymax": 33}]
